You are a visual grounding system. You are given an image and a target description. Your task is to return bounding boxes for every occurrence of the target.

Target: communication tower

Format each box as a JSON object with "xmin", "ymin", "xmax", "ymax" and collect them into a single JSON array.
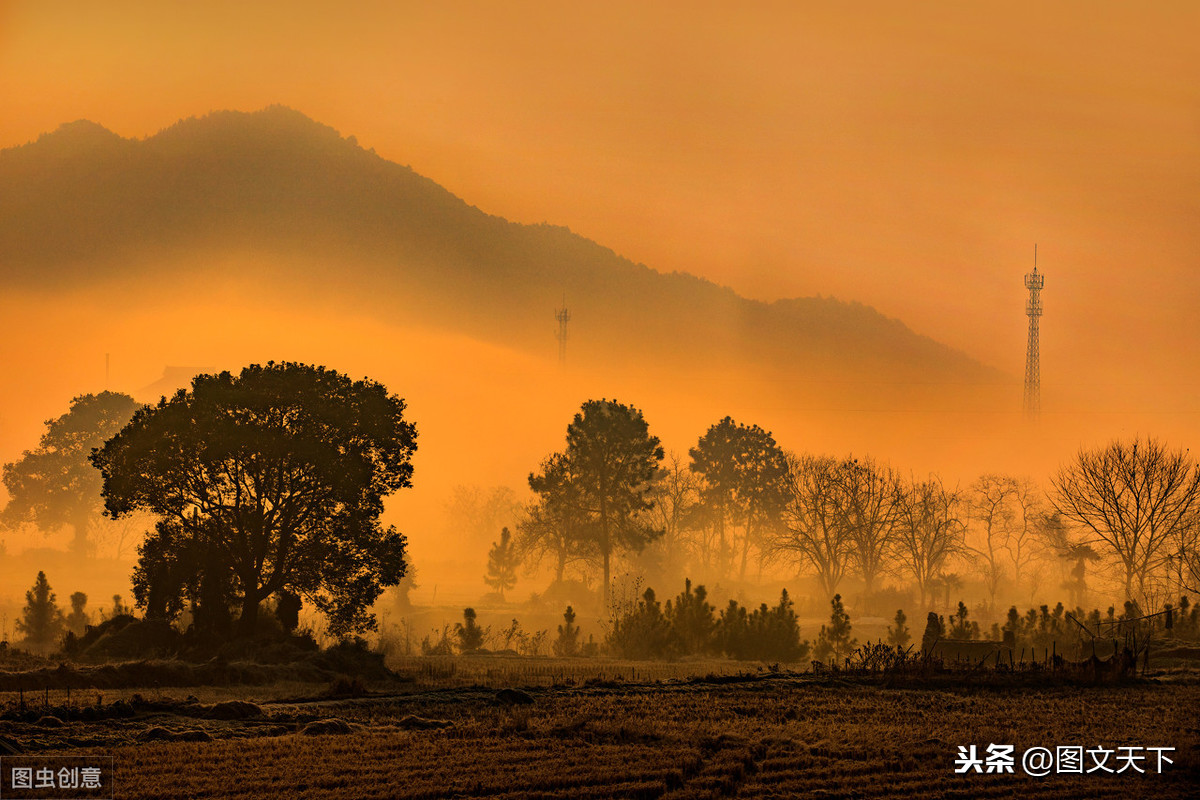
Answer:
[{"xmin": 1023, "ymin": 246, "xmax": 1044, "ymax": 416}]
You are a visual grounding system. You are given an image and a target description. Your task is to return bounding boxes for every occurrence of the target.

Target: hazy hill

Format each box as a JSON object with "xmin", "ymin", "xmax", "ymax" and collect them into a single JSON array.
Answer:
[{"xmin": 0, "ymin": 106, "xmax": 1002, "ymax": 385}]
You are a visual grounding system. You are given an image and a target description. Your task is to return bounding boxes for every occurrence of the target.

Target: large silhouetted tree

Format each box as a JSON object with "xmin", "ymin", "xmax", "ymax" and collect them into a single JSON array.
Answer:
[
  {"xmin": 832, "ymin": 456, "xmax": 902, "ymax": 599},
  {"xmin": 773, "ymin": 454, "xmax": 849, "ymax": 598},
  {"xmin": 967, "ymin": 474, "xmax": 1018, "ymax": 608},
  {"xmin": 689, "ymin": 417, "xmax": 743, "ymax": 575},
  {"xmin": 522, "ymin": 452, "xmax": 596, "ymax": 585},
  {"xmin": 895, "ymin": 476, "xmax": 964, "ymax": 609},
  {"xmin": 91, "ymin": 362, "xmax": 416, "ymax": 636},
  {"xmin": 2, "ymin": 391, "xmax": 140, "ymax": 555},
  {"xmin": 731, "ymin": 425, "xmax": 789, "ymax": 579},
  {"xmin": 537, "ymin": 399, "xmax": 664, "ymax": 602},
  {"xmin": 690, "ymin": 417, "xmax": 788, "ymax": 580},
  {"xmin": 1053, "ymin": 437, "xmax": 1200, "ymax": 602},
  {"xmin": 643, "ymin": 454, "xmax": 702, "ymax": 584}
]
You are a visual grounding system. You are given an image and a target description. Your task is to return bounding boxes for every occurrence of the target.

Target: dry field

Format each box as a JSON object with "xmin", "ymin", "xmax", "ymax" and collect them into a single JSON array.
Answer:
[{"xmin": 2, "ymin": 662, "xmax": 1198, "ymax": 799}]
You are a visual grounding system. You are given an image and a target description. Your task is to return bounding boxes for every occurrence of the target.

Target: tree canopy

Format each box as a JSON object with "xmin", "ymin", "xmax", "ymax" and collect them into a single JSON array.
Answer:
[
  {"xmin": 689, "ymin": 417, "xmax": 788, "ymax": 580},
  {"xmin": 1053, "ymin": 437, "xmax": 1200, "ymax": 602},
  {"xmin": 90, "ymin": 362, "xmax": 417, "ymax": 636},
  {"xmin": 522, "ymin": 452, "xmax": 597, "ymax": 585},
  {"xmin": 17, "ymin": 570, "xmax": 65, "ymax": 653},
  {"xmin": 894, "ymin": 476, "xmax": 965, "ymax": 608},
  {"xmin": 2, "ymin": 391, "xmax": 140, "ymax": 554},
  {"xmin": 527, "ymin": 399, "xmax": 664, "ymax": 602}
]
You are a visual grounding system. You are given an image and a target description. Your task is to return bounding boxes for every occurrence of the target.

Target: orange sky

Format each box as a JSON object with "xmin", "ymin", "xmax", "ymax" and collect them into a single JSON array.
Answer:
[
  {"xmin": 2, "ymin": 2, "xmax": 1198, "ymax": 467},
  {"xmin": 1, "ymin": 2, "xmax": 1198, "ymax": 610}
]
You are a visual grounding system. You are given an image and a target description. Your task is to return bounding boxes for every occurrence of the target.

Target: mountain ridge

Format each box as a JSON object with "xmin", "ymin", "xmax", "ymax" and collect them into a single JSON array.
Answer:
[{"xmin": 0, "ymin": 106, "xmax": 1005, "ymax": 386}]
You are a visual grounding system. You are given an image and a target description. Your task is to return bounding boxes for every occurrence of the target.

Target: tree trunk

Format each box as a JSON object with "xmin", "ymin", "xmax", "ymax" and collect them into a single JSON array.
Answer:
[
  {"xmin": 71, "ymin": 516, "xmax": 90, "ymax": 557},
  {"xmin": 238, "ymin": 588, "xmax": 261, "ymax": 637},
  {"xmin": 717, "ymin": 510, "xmax": 727, "ymax": 578},
  {"xmin": 738, "ymin": 519, "xmax": 752, "ymax": 581},
  {"xmin": 602, "ymin": 548, "xmax": 611, "ymax": 607}
]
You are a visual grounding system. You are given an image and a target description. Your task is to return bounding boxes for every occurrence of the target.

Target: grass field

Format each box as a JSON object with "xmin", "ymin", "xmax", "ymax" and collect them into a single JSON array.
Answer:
[{"xmin": 3, "ymin": 659, "xmax": 1198, "ymax": 798}]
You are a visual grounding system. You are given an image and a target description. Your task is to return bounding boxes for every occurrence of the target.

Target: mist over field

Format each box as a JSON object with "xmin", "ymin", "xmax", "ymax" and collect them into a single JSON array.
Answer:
[{"xmin": 0, "ymin": 104, "xmax": 1197, "ymax": 633}]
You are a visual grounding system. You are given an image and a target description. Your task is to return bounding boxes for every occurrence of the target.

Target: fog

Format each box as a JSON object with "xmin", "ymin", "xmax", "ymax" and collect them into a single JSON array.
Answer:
[
  {"xmin": 2, "ymin": 1, "xmax": 1198, "ymax": 638},
  {"xmin": 1, "ymin": 251, "xmax": 1195, "ymax": 631}
]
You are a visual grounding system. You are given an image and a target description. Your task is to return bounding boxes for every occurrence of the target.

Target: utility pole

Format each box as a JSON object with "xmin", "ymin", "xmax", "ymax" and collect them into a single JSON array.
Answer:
[{"xmin": 555, "ymin": 297, "xmax": 571, "ymax": 367}]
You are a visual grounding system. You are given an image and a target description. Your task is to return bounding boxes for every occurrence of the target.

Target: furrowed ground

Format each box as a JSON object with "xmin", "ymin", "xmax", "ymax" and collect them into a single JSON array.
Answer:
[{"xmin": 3, "ymin": 662, "xmax": 1198, "ymax": 799}]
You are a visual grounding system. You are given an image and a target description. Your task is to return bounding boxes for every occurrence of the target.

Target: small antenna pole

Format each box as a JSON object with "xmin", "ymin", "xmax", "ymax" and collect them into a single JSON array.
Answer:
[{"xmin": 555, "ymin": 296, "xmax": 571, "ymax": 367}]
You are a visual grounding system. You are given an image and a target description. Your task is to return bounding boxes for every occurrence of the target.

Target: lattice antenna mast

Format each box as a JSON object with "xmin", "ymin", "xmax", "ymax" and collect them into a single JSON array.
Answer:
[
  {"xmin": 1023, "ymin": 245, "xmax": 1044, "ymax": 416},
  {"xmin": 555, "ymin": 297, "xmax": 571, "ymax": 366}
]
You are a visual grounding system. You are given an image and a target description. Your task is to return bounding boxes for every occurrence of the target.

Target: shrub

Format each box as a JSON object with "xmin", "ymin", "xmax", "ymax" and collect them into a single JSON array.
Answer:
[
  {"xmin": 421, "ymin": 624, "xmax": 454, "ymax": 656},
  {"xmin": 608, "ymin": 588, "xmax": 672, "ymax": 659},
  {"xmin": 455, "ymin": 608, "xmax": 486, "ymax": 654},
  {"xmin": 887, "ymin": 609, "xmax": 910, "ymax": 648},
  {"xmin": 718, "ymin": 590, "xmax": 809, "ymax": 663}
]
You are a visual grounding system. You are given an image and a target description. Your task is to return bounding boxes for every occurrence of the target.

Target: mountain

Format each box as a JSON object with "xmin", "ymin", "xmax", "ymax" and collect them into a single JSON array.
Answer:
[{"xmin": 0, "ymin": 106, "xmax": 1002, "ymax": 386}]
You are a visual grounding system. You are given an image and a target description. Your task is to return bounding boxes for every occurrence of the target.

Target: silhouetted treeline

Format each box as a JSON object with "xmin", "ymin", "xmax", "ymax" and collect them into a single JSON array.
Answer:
[{"xmin": 518, "ymin": 407, "xmax": 1200, "ymax": 614}]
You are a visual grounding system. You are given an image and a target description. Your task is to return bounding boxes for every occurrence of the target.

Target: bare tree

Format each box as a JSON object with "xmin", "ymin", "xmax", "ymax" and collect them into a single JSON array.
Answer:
[
  {"xmin": 1009, "ymin": 477, "xmax": 1053, "ymax": 588},
  {"xmin": 647, "ymin": 453, "xmax": 702, "ymax": 577},
  {"xmin": 1037, "ymin": 511, "xmax": 1100, "ymax": 608},
  {"xmin": 444, "ymin": 484, "xmax": 523, "ymax": 550},
  {"xmin": 966, "ymin": 474, "xmax": 1017, "ymax": 608},
  {"xmin": 894, "ymin": 476, "xmax": 965, "ymax": 609},
  {"xmin": 771, "ymin": 454, "xmax": 849, "ymax": 598},
  {"xmin": 1052, "ymin": 437, "xmax": 1200, "ymax": 602},
  {"xmin": 1170, "ymin": 514, "xmax": 1200, "ymax": 596},
  {"xmin": 831, "ymin": 456, "xmax": 902, "ymax": 598}
]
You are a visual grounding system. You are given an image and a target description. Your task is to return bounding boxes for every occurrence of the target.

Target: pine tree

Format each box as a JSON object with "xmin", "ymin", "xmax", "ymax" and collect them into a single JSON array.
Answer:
[
  {"xmin": 886, "ymin": 608, "xmax": 910, "ymax": 648},
  {"xmin": 716, "ymin": 600, "xmax": 752, "ymax": 660},
  {"xmin": 754, "ymin": 589, "xmax": 808, "ymax": 663},
  {"xmin": 484, "ymin": 527, "xmax": 519, "ymax": 601},
  {"xmin": 608, "ymin": 588, "xmax": 673, "ymax": 659},
  {"xmin": 716, "ymin": 590, "xmax": 809, "ymax": 663},
  {"xmin": 921, "ymin": 611, "xmax": 946, "ymax": 654},
  {"xmin": 949, "ymin": 601, "xmax": 980, "ymax": 639},
  {"xmin": 17, "ymin": 571, "xmax": 65, "ymax": 653},
  {"xmin": 553, "ymin": 606, "xmax": 581, "ymax": 657},
  {"xmin": 666, "ymin": 579, "xmax": 716, "ymax": 656},
  {"xmin": 814, "ymin": 593, "xmax": 857, "ymax": 663}
]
